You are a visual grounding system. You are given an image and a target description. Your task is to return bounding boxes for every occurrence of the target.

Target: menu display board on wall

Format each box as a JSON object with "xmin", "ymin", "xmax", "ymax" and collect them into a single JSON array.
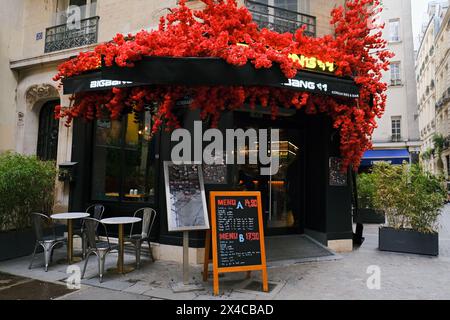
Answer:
[
  {"xmin": 209, "ymin": 191, "xmax": 268, "ymax": 296},
  {"xmin": 202, "ymin": 164, "xmax": 227, "ymax": 185},
  {"xmin": 164, "ymin": 162, "xmax": 210, "ymax": 232},
  {"xmin": 329, "ymin": 157, "xmax": 348, "ymax": 187},
  {"xmin": 202, "ymin": 154, "xmax": 227, "ymax": 185}
]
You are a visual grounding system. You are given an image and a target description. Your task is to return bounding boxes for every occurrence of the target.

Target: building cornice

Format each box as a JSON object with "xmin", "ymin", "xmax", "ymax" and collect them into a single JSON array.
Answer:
[
  {"xmin": 372, "ymin": 140, "xmax": 422, "ymax": 149},
  {"xmin": 9, "ymin": 44, "xmax": 97, "ymax": 71}
]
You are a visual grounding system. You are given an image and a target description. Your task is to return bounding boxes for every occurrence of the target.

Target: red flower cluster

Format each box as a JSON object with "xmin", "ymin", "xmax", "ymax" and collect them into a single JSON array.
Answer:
[{"xmin": 54, "ymin": 0, "xmax": 392, "ymax": 169}]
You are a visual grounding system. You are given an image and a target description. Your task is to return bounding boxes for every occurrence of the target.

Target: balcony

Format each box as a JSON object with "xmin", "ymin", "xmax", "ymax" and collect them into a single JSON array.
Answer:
[
  {"xmin": 245, "ymin": 0, "xmax": 316, "ymax": 37},
  {"xmin": 45, "ymin": 16, "xmax": 99, "ymax": 53}
]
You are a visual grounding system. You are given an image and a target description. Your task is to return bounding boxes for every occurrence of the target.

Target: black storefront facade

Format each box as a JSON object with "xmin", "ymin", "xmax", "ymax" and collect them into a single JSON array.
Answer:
[{"xmin": 65, "ymin": 57, "xmax": 358, "ymax": 257}]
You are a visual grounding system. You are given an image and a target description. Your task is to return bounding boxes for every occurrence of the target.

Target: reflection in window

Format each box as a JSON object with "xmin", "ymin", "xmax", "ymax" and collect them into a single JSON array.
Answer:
[{"xmin": 91, "ymin": 112, "xmax": 155, "ymax": 203}]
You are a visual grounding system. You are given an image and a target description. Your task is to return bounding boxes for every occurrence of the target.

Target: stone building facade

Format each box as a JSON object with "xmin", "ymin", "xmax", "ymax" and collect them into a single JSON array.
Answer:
[{"xmin": 416, "ymin": 1, "xmax": 449, "ymax": 175}]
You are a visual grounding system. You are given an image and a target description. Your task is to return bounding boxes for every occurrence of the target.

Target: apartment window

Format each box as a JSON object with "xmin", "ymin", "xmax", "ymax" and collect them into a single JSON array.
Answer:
[
  {"xmin": 274, "ymin": 0, "xmax": 298, "ymax": 11},
  {"xmin": 390, "ymin": 62, "xmax": 401, "ymax": 86},
  {"xmin": 391, "ymin": 117, "xmax": 402, "ymax": 142},
  {"xmin": 246, "ymin": 0, "xmax": 315, "ymax": 36},
  {"xmin": 254, "ymin": 0, "xmax": 298, "ymax": 21},
  {"xmin": 54, "ymin": 0, "xmax": 97, "ymax": 24},
  {"xmin": 389, "ymin": 19, "xmax": 400, "ymax": 42},
  {"xmin": 256, "ymin": 0, "xmax": 304, "ymax": 10},
  {"xmin": 46, "ymin": 0, "xmax": 99, "ymax": 53}
]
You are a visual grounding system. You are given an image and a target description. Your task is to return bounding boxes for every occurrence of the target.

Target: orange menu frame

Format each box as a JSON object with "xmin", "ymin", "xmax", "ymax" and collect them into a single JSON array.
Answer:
[{"xmin": 209, "ymin": 191, "xmax": 268, "ymax": 296}]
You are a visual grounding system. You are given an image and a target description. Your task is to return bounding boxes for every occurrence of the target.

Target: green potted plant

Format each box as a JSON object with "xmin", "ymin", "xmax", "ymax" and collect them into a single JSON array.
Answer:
[
  {"xmin": 373, "ymin": 162, "xmax": 446, "ymax": 256},
  {"xmin": 0, "ymin": 152, "xmax": 59, "ymax": 261},
  {"xmin": 354, "ymin": 172, "xmax": 385, "ymax": 224}
]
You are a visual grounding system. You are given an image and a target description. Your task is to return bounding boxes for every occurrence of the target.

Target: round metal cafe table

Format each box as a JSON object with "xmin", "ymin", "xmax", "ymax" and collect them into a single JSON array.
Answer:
[
  {"xmin": 51, "ymin": 212, "xmax": 90, "ymax": 264},
  {"xmin": 101, "ymin": 217, "xmax": 142, "ymax": 274}
]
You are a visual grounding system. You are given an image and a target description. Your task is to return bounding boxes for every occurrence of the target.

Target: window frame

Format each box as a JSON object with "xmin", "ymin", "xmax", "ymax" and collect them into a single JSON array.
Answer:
[
  {"xmin": 90, "ymin": 112, "xmax": 156, "ymax": 205},
  {"xmin": 391, "ymin": 116, "xmax": 402, "ymax": 142},
  {"xmin": 390, "ymin": 62, "xmax": 402, "ymax": 86},
  {"xmin": 389, "ymin": 19, "xmax": 401, "ymax": 42}
]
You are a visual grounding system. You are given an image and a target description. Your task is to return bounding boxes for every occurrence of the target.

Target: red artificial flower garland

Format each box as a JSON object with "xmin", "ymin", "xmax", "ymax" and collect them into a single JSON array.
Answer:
[{"xmin": 53, "ymin": 0, "xmax": 393, "ymax": 169}]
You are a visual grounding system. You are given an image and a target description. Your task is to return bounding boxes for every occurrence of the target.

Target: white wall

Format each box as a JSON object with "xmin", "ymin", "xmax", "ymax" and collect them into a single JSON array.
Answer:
[{"xmin": 372, "ymin": 0, "xmax": 419, "ymax": 146}]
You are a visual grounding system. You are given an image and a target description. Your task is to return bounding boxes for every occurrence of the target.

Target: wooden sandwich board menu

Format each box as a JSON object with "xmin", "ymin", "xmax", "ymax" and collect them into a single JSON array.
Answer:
[{"xmin": 209, "ymin": 191, "xmax": 268, "ymax": 296}]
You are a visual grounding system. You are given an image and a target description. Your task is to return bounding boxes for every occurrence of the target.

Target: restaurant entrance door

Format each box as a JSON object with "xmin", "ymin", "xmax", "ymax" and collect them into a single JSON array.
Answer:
[{"xmin": 233, "ymin": 111, "xmax": 304, "ymax": 236}]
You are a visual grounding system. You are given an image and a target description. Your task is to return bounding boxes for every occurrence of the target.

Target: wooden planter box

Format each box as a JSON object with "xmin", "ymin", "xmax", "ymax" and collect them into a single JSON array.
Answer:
[
  {"xmin": 353, "ymin": 208, "xmax": 385, "ymax": 224},
  {"xmin": 379, "ymin": 227, "xmax": 439, "ymax": 256},
  {"xmin": 0, "ymin": 225, "xmax": 66, "ymax": 262}
]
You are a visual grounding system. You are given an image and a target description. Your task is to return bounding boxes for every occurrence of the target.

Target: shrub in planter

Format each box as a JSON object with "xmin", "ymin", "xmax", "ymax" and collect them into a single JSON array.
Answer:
[
  {"xmin": 0, "ymin": 152, "xmax": 57, "ymax": 260},
  {"xmin": 355, "ymin": 173, "xmax": 385, "ymax": 224},
  {"xmin": 372, "ymin": 163, "xmax": 447, "ymax": 256}
]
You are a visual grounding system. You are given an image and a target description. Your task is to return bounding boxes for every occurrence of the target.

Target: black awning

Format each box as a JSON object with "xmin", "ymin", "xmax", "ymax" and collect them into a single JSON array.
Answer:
[
  {"xmin": 62, "ymin": 71, "xmax": 144, "ymax": 95},
  {"xmin": 62, "ymin": 56, "xmax": 360, "ymax": 99}
]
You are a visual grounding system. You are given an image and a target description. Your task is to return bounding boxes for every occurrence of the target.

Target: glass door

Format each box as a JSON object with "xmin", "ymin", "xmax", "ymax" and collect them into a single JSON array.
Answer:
[
  {"xmin": 266, "ymin": 128, "xmax": 301, "ymax": 234},
  {"xmin": 233, "ymin": 113, "xmax": 303, "ymax": 235}
]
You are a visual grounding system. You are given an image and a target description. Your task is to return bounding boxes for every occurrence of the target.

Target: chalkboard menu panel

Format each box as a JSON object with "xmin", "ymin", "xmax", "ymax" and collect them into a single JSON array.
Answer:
[
  {"xmin": 211, "ymin": 192, "xmax": 266, "ymax": 270},
  {"xmin": 209, "ymin": 191, "xmax": 268, "ymax": 296}
]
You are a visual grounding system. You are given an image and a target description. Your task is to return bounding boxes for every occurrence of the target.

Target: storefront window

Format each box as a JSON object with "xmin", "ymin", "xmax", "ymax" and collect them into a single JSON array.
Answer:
[{"xmin": 91, "ymin": 111, "xmax": 155, "ymax": 203}]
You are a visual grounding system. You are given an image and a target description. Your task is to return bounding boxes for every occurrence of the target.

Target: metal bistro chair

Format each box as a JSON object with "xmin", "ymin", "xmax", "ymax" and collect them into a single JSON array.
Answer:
[
  {"xmin": 124, "ymin": 208, "xmax": 157, "ymax": 269},
  {"xmin": 29, "ymin": 213, "xmax": 66, "ymax": 272},
  {"xmin": 81, "ymin": 218, "xmax": 118, "ymax": 283},
  {"xmin": 73, "ymin": 204, "xmax": 105, "ymax": 259}
]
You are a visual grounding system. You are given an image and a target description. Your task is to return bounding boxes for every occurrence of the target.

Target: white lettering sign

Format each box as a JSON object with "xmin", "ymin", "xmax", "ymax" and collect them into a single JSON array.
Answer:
[{"xmin": 89, "ymin": 80, "xmax": 133, "ymax": 89}]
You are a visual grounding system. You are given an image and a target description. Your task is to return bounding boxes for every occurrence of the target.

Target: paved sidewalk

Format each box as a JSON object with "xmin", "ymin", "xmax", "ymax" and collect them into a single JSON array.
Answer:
[{"xmin": 1, "ymin": 206, "xmax": 450, "ymax": 300}]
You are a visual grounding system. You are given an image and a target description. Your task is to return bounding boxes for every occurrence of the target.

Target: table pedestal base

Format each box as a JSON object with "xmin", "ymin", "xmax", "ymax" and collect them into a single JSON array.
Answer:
[{"xmin": 107, "ymin": 265, "xmax": 136, "ymax": 274}]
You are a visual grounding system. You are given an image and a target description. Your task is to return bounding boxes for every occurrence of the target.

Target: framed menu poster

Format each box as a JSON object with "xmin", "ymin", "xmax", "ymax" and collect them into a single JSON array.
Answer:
[
  {"xmin": 209, "ymin": 191, "xmax": 268, "ymax": 296},
  {"xmin": 164, "ymin": 162, "xmax": 210, "ymax": 232},
  {"xmin": 329, "ymin": 157, "xmax": 348, "ymax": 187}
]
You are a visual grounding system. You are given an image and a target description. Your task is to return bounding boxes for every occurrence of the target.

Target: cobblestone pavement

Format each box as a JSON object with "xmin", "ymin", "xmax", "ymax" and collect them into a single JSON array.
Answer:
[{"xmin": 1, "ymin": 206, "xmax": 450, "ymax": 300}]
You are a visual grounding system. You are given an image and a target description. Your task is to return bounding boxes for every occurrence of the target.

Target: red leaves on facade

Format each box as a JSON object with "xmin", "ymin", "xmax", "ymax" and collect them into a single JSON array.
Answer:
[{"xmin": 53, "ymin": 0, "xmax": 392, "ymax": 169}]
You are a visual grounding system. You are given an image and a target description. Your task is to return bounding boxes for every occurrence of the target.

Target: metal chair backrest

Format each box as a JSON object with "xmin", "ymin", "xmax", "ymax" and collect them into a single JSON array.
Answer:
[
  {"xmin": 30, "ymin": 213, "xmax": 50, "ymax": 241},
  {"xmin": 86, "ymin": 204, "xmax": 105, "ymax": 221},
  {"xmin": 131, "ymin": 208, "xmax": 157, "ymax": 239},
  {"xmin": 83, "ymin": 217, "xmax": 107, "ymax": 250}
]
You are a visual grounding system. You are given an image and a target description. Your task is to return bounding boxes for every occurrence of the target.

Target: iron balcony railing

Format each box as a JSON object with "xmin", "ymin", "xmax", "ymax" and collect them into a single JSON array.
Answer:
[
  {"xmin": 245, "ymin": 0, "xmax": 316, "ymax": 37},
  {"xmin": 45, "ymin": 16, "xmax": 100, "ymax": 53}
]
